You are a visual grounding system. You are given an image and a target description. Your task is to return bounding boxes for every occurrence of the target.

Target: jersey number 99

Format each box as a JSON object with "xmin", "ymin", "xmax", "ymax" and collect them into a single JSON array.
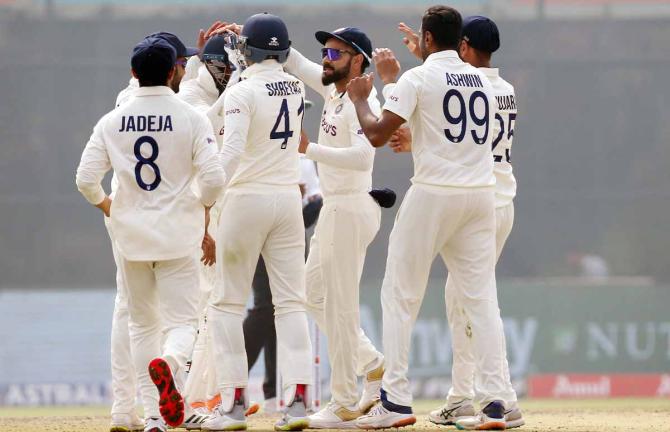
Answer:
[
  {"xmin": 443, "ymin": 89, "xmax": 490, "ymax": 145},
  {"xmin": 134, "ymin": 135, "xmax": 161, "ymax": 191}
]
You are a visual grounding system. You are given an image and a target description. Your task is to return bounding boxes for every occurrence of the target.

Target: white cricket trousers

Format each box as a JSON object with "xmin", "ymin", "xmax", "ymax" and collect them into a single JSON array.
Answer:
[
  {"xmin": 184, "ymin": 201, "xmax": 223, "ymax": 407},
  {"xmin": 121, "ymin": 254, "xmax": 200, "ymax": 418},
  {"xmin": 208, "ymin": 187, "xmax": 313, "ymax": 408},
  {"xmin": 105, "ymin": 218, "xmax": 137, "ymax": 416},
  {"xmin": 447, "ymin": 202, "xmax": 517, "ymax": 406},
  {"xmin": 305, "ymin": 193, "xmax": 384, "ymax": 408},
  {"xmin": 380, "ymin": 184, "xmax": 507, "ymax": 408}
]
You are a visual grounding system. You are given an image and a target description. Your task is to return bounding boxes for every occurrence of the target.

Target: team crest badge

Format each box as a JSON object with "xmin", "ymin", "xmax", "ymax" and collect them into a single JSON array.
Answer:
[
  {"xmin": 269, "ymin": 37, "xmax": 280, "ymax": 47},
  {"xmin": 335, "ymin": 104, "xmax": 344, "ymax": 114}
]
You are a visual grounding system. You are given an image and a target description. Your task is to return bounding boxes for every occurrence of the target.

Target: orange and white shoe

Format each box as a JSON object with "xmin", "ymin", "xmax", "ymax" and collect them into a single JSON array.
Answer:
[
  {"xmin": 148, "ymin": 358, "xmax": 185, "ymax": 428},
  {"xmin": 202, "ymin": 393, "xmax": 260, "ymax": 417}
]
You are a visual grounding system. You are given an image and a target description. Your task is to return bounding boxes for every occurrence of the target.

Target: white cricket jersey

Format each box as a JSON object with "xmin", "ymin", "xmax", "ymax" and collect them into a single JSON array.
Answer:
[
  {"xmin": 76, "ymin": 86, "xmax": 225, "ymax": 261},
  {"xmin": 284, "ymin": 48, "xmax": 378, "ymax": 197},
  {"xmin": 220, "ymin": 60, "xmax": 305, "ymax": 189},
  {"xmin": 179, "ymin": 54, "xmax": 242, "ymax": 148},
  {"xmin": 481, "ymin": 68, "xmax": 517, "ymax": 208},
  {"xmin": 383, "ymin": 50, "xmax": 496, "ymax": 188}
]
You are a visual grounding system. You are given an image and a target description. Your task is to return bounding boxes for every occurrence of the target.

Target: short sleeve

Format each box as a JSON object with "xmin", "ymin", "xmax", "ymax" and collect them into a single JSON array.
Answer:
[{"xmin": 382, "ymin": 68, "xmax": 420, "ymax": 122}]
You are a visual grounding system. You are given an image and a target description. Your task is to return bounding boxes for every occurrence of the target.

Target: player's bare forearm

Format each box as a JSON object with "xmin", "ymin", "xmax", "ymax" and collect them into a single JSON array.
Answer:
[
  {"xmin": 352, "ymin": 100, "xmax": 386, "ymax": 147},
  {"xmin": 352, "ymin": 101, "xmax": 405, "ymax": 148}
]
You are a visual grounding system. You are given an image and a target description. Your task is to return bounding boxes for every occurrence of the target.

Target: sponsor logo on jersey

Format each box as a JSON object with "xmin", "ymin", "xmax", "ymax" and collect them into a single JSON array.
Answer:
[
  {"xmin": 225, "ymin": 108, "xmax": 241, "ymax": 115},
  {"xmin": 335, "ymin": 103, "xmax": 344, "ymax": 114},
  {"xmin": 321, "ymin": 118, "xmax": 337, "ymax": 136},
  {"xmin": 219, "ymin": 126, "xmax": 225, "ymax": 135}
]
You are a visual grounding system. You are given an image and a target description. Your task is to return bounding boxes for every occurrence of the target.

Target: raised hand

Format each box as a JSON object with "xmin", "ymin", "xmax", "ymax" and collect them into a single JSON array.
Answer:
[
  {"xmin": 372, "ymin": 48, "xmax": 401, "ymax": 85},
  {"xmin": 398, "ymin": 22, "xmax": 422, "ymax": 60},
  {"xmin": 197, "ymin": 21, "xmax": 227, "ymax": 54},
  {"xmin": 346, "ymin": 72, "xmax": 375, "ymax": 103}
]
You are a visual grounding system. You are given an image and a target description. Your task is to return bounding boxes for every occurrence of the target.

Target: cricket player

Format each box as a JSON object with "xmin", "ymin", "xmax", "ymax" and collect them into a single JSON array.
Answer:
[
  {"xmin": 76, "ymin": 37, "xmax": 225, "ymax": 432},
  {"xmin": 202, "ymin": 13, "xmax": 313, "ymax": 432},
  {"xmin": 389, "ymin": 16, "xmax": 524, "ymax": 429},
  {"xmin": 282, "ymin": 28, "xmax": 386, "ymax": 428},
  {"xmin": 177, "ymin": 33, "xmax": 241, "ymax": 414},
  {"xmin": 346, "ymin": 5, "xmax": 509, "ymax": 430},
  {"xmin": 106, "ymin": 31, "xmax": 203, "ymax": 432}
]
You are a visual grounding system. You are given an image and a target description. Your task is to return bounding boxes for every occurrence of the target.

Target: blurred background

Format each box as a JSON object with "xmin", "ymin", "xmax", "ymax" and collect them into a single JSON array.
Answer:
[{"xmin": 1, "ymin": 0, "xmax": 669, "ymax": 406}]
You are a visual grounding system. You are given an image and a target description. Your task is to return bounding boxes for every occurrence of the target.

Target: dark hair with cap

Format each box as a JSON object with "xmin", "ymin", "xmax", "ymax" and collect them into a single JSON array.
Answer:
[
  {"xmin": 315, "ymin": 27, "xmax": 373, "ymax": 73},
  {"xmin": 461, "ymin": 16, "xmax": 500, "ymax": 54},
  {"xmin": 421, "ymin": 5, "xmax": 462, "ymax": 50},
  {"xmin": 131, "ymin": 37, "xmax": 176, "ymax": 87}
]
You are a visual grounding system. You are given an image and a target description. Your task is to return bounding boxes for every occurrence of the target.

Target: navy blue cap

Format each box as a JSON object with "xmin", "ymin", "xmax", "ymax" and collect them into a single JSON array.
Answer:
[
  {"xmin": 202, "ymin": 35, "xmax": 231, "ymax": 63},
  {"xmin": 315, "ymin": 27, "xmax": 372, "ymax": 64},
  {"xmin": 146, "ymin": 31, "xmax": 198, "ymax": 58},
  {"xmin": 462, "ymin": 16, "xmax": 500, "ymax": 53},
  {"xmin": 131, "ymin": 37, "xmax": 176, "ymax": 78}
]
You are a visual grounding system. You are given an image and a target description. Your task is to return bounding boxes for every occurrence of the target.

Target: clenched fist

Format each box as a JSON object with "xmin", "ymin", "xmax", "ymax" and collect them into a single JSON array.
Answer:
[{"xmin": 346, "ymin": 73, "xmax": 374, "ymax": 103}]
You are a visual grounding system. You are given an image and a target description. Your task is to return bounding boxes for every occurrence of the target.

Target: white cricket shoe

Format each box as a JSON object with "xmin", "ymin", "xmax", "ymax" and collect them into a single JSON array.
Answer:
[
  {"xmin": 274, "ymin": 386, "xmax": 309, "ymax": 431},
  {"xmin": 144, "ymin": 417, "xmax": 167, "ymax": 432},
  {"xmin": 504, "ymin": 407, "xmax": 525, "ymax": 429},
  {"xmin": 355, "ymin": 402, "xmax": 416, "ymax": 430},
  {"xmin": 455, "ymin": 400, "xmax": 506, "ymax": 430},
  {"xmin": 428, "ymin": 400, "xmax": 476, "ymax": 425},
  {"xmin": 359, "ymin": 362, "xmax": 384, "ymax": 413},
  {"xmin": 110, "ymin": 413, "xmax": 145, "ymax": 432},
  {"xmin": 201, "ymin": 400, "xmax": 247, "ymax": 431},
  {"xmin": 307, "ymin": 401, "xmax": 362, "ymax": 429},
  {"xmin": 182, "ymin": 405, "xmax": 212, "ymax": 430}
]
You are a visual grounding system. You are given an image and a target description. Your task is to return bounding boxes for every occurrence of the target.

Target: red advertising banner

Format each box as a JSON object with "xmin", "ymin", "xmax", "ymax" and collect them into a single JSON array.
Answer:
[{"xmin": 528, "ymin": 373, "xmax": 670, "ymax": 398}]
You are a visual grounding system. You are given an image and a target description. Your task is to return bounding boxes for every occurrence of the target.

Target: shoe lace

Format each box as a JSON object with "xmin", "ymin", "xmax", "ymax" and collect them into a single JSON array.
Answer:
[{"xmin": 367, "ymin": 402, "xmax": 386, "ymax": 416}]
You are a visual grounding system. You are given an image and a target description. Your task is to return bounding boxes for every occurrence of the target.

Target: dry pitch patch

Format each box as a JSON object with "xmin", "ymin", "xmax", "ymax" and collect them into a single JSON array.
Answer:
[{"xmin": 0, "ymin": 399, "xmax": 668, "ymax": 432}]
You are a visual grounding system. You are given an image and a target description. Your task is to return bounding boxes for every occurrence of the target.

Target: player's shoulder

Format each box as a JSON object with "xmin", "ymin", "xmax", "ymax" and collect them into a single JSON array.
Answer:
[
  {"xmin": 497, "ymin": 74, "xmax": 516, "ymax": 95},
  {"xmin": 399, "ymin": 65, "xmax": 425, "ymax": 83}
]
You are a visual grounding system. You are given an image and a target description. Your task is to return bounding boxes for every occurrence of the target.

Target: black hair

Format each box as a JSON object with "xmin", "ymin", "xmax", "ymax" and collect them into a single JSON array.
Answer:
[
  {"xmin": 421, "ymin": 5, "xmax": 462, "ymax": 50},
  {"xmin": 136, "ymin": 66, "xmax": 172, "ymax": 87}
]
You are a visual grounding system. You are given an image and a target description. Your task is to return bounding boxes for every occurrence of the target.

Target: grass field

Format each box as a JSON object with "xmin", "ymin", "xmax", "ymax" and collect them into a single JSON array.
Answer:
[{"xmin": 1, "ymin": 398, "xmax": 668, "ymax": 431}]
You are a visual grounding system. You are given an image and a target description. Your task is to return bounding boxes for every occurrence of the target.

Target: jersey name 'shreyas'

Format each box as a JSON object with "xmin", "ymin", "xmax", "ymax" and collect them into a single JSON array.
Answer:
[{"xmin": 220, "ymin": 60, "xmax": 305, "ymax": 189}]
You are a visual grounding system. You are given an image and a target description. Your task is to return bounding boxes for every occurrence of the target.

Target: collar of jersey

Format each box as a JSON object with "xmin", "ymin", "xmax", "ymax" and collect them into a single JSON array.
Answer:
[
  {"xmin": 479, "ymin": 67, "xmax": 500, "ymax": 80},
  {"xmin": 133, "ymin": 86, "xmax": 175, "ymax": 97},
  {"xmin": 424, "ymin": 49, "xmax": 460, "ymax": 63},
  {"xmin": 241, "ymin": 59, "xmax": 283, "ymax": 79}
]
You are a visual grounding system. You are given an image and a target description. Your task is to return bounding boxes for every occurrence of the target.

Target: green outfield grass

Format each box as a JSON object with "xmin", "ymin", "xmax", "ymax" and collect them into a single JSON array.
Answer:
[{"xmin": 0, "ymin": 398, "xmax": 668, "ymax": 431}]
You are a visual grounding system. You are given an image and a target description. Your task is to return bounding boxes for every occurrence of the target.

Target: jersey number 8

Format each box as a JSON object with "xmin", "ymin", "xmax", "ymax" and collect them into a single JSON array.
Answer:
[
  {"xmin": 134, "ymin": 135, "xmax": 161, "ymax": 191},
  {"xmin": 443, "ymin": 89, "xmax": 490, "ymax": 145}
]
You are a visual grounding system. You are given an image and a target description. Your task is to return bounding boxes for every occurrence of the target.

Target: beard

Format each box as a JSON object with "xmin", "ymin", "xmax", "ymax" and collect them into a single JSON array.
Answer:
[{"xmin": 321, "ymin": 61, "xmax": 350, "ymax": 86}]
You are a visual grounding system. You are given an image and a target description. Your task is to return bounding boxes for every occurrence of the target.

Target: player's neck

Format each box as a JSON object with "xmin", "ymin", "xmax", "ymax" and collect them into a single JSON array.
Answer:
[{"xmin": 334, "ymin": 77, "xmax": 350, "ymax": 94}]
